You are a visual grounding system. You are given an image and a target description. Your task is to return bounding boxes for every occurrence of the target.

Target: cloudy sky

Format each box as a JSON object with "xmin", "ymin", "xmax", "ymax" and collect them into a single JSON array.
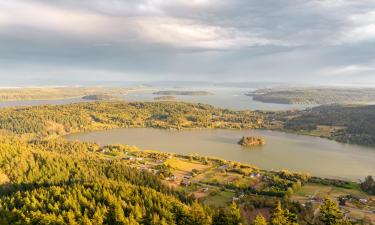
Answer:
[{"xmin": 0, "ymin": 0, "xmax": 375, "ymax": 86}]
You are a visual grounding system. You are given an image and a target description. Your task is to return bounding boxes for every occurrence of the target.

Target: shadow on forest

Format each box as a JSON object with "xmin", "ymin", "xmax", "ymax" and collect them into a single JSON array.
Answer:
[{"xmin": 0, "ymin": 180, "xmax": 83, "ymax": 196}]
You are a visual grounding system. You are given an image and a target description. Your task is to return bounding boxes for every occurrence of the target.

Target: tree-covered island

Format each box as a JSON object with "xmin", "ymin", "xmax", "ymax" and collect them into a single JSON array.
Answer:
[{"xmin": 238, "ymin": 136, "xmax": 266, "ymax": 147}]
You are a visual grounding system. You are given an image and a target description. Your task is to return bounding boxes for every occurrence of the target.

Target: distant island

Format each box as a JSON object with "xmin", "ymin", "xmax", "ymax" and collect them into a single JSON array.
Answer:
[
  {"xmin": 0, "ymin": 87, "xmax": 133, "ymax": 102},
  {"xmin": 82, "ymin": 94, "xmax": 119, "ymax": 101},
  {"xmin": 246, "ymin": 87, "xmax": 375, "ymax": 105},
  {"xmin": 154, "ymin": 96, "xmax": 177, "ymax": 101},
  {"xmin": 153, "ymin": 90, "xmax": 214, "ymax": 96},
  {"xmin": 238, "ymin": 136, "xmax": 266, "ymax": 147}
]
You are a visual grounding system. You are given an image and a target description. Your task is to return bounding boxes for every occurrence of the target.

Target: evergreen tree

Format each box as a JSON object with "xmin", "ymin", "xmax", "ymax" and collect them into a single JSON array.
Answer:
[
  {"xmin": 270, "ymin": 202, "xmax": 298, "ymax": 225},
  {"xmin": 360, "ymin": 175, "xmax": 375, "ymax": 194},
  {"xmin": 318, "ymin": 198, "xmax": 349, "ymax": 225},
  {"xmin": 271, "ymin": 202, "xmax": 287, "ymax": 225},
  {"xmin": 253, "ymin": 214, "xmax": 268, "ymax": 225},
  {"xmin": 229, "ymin": 202, "xmax": 242, "ymax": 225}
]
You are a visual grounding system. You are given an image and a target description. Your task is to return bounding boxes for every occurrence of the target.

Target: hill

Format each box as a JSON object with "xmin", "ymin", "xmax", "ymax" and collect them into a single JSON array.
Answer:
[
  {"xmin": 247, "ymin": 87, "xmax": 375, "ymax": 105},
  {"xmin": 281, "ymin": 104, "xmax": 375, "ymax": 145}
]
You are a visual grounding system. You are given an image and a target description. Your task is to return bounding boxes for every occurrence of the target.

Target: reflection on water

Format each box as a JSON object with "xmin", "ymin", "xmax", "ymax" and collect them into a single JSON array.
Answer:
[{"xmin": 66, "ymin": 128, "xmax": 375, "ymax": 181}]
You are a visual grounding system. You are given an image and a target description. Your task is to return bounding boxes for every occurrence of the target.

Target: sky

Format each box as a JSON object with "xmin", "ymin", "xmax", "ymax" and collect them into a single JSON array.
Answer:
[{"xmin": 0, "ymin": 0, "xmax": 375, "ymax": 86}]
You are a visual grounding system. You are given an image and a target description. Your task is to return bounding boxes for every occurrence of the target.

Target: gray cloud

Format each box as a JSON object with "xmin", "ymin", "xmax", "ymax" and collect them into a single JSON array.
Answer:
[{"xmin": 0, "ymin": 0, "xmax": 375, "ymax": 85}]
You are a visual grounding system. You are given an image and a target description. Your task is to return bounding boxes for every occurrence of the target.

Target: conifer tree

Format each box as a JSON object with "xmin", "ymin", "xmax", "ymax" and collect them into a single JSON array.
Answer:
[
  {"xmin": 253, "ymin": 214, "xmax": 268, "ymax": 225},
  {"xmin": 319, "ymin": 198, "xmax": 350, "ymax": 225}
]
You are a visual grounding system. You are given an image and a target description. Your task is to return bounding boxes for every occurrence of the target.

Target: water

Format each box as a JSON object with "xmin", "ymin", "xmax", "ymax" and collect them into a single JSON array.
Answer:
[
  {"xmin": 0, "ymin": 98, "xmax": 91, "ymax": 108},
  {"xmin": 123, "ymin": 87, "xmax": 310, "ymax": 111},
  {"xmin": 66, "ymin": 128, "xmax": 375, "ymax": 181},
  {"xmin": 0, "ymin": 87, "xmax": 310, "ymax": 110}
]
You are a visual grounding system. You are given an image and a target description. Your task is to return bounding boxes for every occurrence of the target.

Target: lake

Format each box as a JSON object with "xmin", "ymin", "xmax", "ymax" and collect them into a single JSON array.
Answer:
[{"xmin": 66, "ymin": 128, "xmax": 375, "ymax": 181}]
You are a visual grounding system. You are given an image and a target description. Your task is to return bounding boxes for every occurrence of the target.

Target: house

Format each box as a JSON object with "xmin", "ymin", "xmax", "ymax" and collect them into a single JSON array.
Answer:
[
  {"xmin": 166, "ymin": 175, "xmax": 177, "ymax": 181},
  {"xmin": 339, "ymin": 198, "xmax": 346, "ymax": 206},
  {"xmin": 232, "ymin": 197, "xmax": 239, "ymax": 201},
  {"xmin": 202, "ymin": 188, "xmax": 209, "ymax": 192},
  {"xmin": 181, "ymin": 180, "xmax": 191, "ymax": 186},
  {"xmin": 218, "ymin": 164, "xmax": 229, "ymax": 171}
]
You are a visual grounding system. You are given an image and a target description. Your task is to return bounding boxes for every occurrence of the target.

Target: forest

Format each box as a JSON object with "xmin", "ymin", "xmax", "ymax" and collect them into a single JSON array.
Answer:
[
  {"xmin": 0, "ymin": 101, "xmax": 265, "ymax": 136},
  {"xmin": 281, "ymin": 104, "xmax": 375, "ymax": 146},
  {"xmin": 0, "ymin": 101, "xmax": 373, "ymax": 224},
  {"xmin": 247, "ymin": 88, "xmax": 375, "ymax": 105}
]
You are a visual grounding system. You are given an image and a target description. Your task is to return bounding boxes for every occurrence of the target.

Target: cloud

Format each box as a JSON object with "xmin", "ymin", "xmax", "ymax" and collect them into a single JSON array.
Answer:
[
  {"xmin": 0, "ymin": 0, "xmax": 287, "ymax": 50},
  {"xmin": 0, "ymin": 0, "xmax": 375, "ymax": 85},
  {"xmin": 0, "ymin": 1, "xmax": 108, "ymax": 36},
  {"xmin": 131, "ymin": 17, "xmax": 290, "ymax": 49},
  {"xmin": 333, "ymin": 10, "xmax": 375, "ymax": 44},
  {"xmin": 321, "ymin": 65, "xmax": 375, "ymax": 76}
]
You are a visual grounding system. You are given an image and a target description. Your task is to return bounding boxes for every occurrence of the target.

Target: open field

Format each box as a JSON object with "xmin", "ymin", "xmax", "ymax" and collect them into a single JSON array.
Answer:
[
  {"xmin": 164, "ymin": 157, "xmax": 210, "ymax": 172},
  {"xmin": 203, "ymin": 191, "xmax": 235, "ymax": 207},
  {"xmin": 292, "ymin": 183, "xmax": 375, "ymax": 223}
]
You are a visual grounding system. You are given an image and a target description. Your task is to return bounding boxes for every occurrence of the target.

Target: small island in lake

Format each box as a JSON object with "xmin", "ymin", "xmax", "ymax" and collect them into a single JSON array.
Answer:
[
  {"xmin": 238, "ymin": 136, "xmax": 266, "ymax": 147},
  {"xmin": 154, "ymin": 95, "xmax": 177, "ymax": 101},
  {"xmin": 82, "ymin": 94, "xmax": 119, "ymax": 101},
  {"xmin": 153, "ymin": 90, "xmax": 214, "ymax": 96}
]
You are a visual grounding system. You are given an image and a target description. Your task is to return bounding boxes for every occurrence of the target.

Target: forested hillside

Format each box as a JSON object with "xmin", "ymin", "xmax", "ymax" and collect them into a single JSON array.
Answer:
[
  {"xmin": 0, "ymin": 135, "xmax": 235, "ymax": 224},
  {"xmin": 0, "ymin": 102, "xmax": 371, "ymax": 224},
  {"xmin": 283, "ymin": 105, "xmax": 375, "ymax": 145},
  {"xmin": 0, "ymin": 101, "xmax": 265, "ymax": 136},
  {"xmin": 248, "ymin": 88, "xmax": 375, "ymax": 105}
]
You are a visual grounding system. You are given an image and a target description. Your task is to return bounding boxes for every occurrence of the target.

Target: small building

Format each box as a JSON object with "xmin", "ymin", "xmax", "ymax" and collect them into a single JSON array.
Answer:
[
  {"xmin": 166, "ymin": 175, "xmax": 177, "ymax": 181},
  {"xmin": 202, "ymin": 188, "xmax": 209, "ymax": 192},
  {"xmin": 339, "ymin": 198, "xmax": 347, "ymax": 206},
  {"xmin": 218, "ymin": 164, "xmax": 229, "ymax": 171},
  {"xmin": 181, "ymin": 180, "xmax": 191, "ymax": 186}
]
